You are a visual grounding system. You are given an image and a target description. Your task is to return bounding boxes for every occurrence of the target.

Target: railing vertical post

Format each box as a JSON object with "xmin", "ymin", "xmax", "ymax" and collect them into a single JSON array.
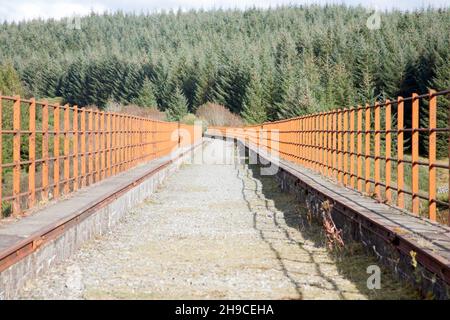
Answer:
[
  {"xmin": 63, "ymin": 104, "xmax": 70, "ymax": 194},
  {"xmin": 125, "ymin": 116, "xmax": 130, "ymax": 169},
  {"xmin": 301, "ymin": 117, "xmax": 306, "ymax": 166},
  {"xmin": 73, "ymin": 106, "xmax": 79, "ymax": 191},
  {"xmin": 332, "ymin": 111, "xmax": 337, "ymax": 179},
  {"xmin": 111, "ymin": 113, "xmax": 116, "ymax": 176},
  {"xmin": 365, "ymin": 104, "xmax": 371, "ymax": 194},
  {"xmin": 88, "ymin": 110, "xmax": 93, "ymax": 185},
  {"xmin": 303, "ymin": 118, "xmax": 307, "ymax": 166},
  {"xmin": 80, "ymin": 108, "xmax": 86, "ymax": 187},
  {"xmin": 136, "ymin": 117, "xmax": 139, "ymax": 164},
  {"xmin": 428, "ymin": 90, "xmax": 436, "ymax": 221},
  {"xmin": 145, "ymin": 119, "xmax": 148, "ymax": 160},
  {"xmin": 350, "ymin": 108, "xmax": 355, "ymax": 188},
  {"xmin": 284, "ymin": 122, "xmax": 288, "ymax": 162},
  {"xmin": 337, "ymin": 109, "xmax": 342, "ymax": 183},
  {"xmin": 107, "ymin": 112, "xmax": 111, "ymax": 177},
  {"xmin": 42, "ymin": 102, "xmax": 49, "ymax": 200},
  {"xmin": 343, "ymin": 109, "xmax": 348, "ymax": 185},
  {"xmin": 130, "ymin": 116, "xmax": 134, "ymax": 167},
  {"xmin": 374, "ymin": 102, "xmax": 381, "ymax": 198},
  {"xmin": 307, "ymin": 117, "xmax": 310, "ymax": 167},
  {"xmin": 297, "ymin": 118, "xmax": 301, "ymax": 165},
  {"xmin": 12, "ymin": 96, "xmax": 21, "ymax": 215},
  {"xmin": 326, "ymin": 112, "xmax": 330, "ymax": 176},
  {"xmin": 125, "ymin": 115, "xmax": 129, "ymax": 169},
  {"xmin": 328, "ymin": 112, "xmax": 333, "ymax": 177},
  {"xmin": 154, "ymin": 120, "xmax": 158, "ymax": 159},
  {"xmin": 139, "ymin": 118, "xmax": 143, "ymax": 162},
  {"xmin": 315, "ymin": 115, "xmax": 320, "ymax": 171},
  {"xmin": 116, "ymin": 114, "xmax": 120, "ymax": 171},
  {"xmin": 312, "ymin": 115, "xmax": 316, "ymax": 169},
  {"xmin": 53, "ymin": 104, "xmax": 60, "ymax": 199},
  {"xmin": 323, "ymin": 113, "xmax": 327, "ymax": 175},
  {"xmin": 448, "ymin": 98, "xmax": 450, "ymax": 226},
  {"xmin": 0, "ymin": 96, "xmax": 2, "ymax": 215},
  {"xmin": 132, "ymin": 117, "xmax": 135, "ymax": 164},
  {"xmin": 412, "ymin": 93, "xmax": 420, "ymax": 214},
  {"xmin": 397, "ymin": 97, "xmax": 405, "ymax": 208},
  {"xmin": 385, "ymin": 100, "xmax": 392, "ymax": 203},
  {"xmin": 319, "ymin": 113, "xmax": 324, "ymax": 174},
  {"xmin": 129, "ymin": 116, "xmax": 133, "ymax": 168},
  {"xmin": 117, "ymin": 115, "xmax": 122, "ymax": 171},
  {"xmin": 306, "ymin": 117, "xmax": 309, "ymax": 167},
  {"xmin": 357, "ymin": 105, "xmax": 363, "ymax": 192},
  {"xmin": 122, "ymin": 115, "xmax": 126, "ymax": 170},
  {"xmin": 307, "ymin": 116, "xmax": 311, "ymax": 167},
  {"xmin": 114, "ymin": 114, "xmax": 118, "ymax": 167},
  {"xmin": 28, "ymin": 98, "xmax": 36, "ymax": 208},
  {"xmin": 95, "ymin": 111, "xmax": 100, "ymax": 182},
  {"xmin": 100, "ymin": 112, "xmax": 105, "ymax": 179}
]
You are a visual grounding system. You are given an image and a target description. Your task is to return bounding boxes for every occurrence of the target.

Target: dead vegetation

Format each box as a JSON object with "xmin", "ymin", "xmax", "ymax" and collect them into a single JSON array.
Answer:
[
  {"xmin": 103, "ymin": 102, "xmax": 166, "ymax": 121},
  {"xmin": 195, "ymin": 103, "xmax": 243, "ymax": 127}
]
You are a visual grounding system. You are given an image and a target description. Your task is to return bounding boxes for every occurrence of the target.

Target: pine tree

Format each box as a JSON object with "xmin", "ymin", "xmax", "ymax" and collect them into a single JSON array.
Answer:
[
  {"xmin": 166, "ymin": 86, "xmax": 188, "ymax": 121},
  {"xmin": 0, "ymin": 5, "xmax": 448, "ymax": 120},
  {"xmin": 84, "ymin": 60, "xmax": 110, "ymax": 108},
  {"xmin": 430, "ymin": 53, "xmax": 450, "ymax": 158},
  {"xmin": 0, "ymin": 62, "xmax": 23, "ymax": 95},
  {"xmin": 108, "ymin": 56, "xmax": 128, "ymax": 103},
  {"xmin": 133, "ymin": 77, "xmax": 158, "ymax": 108},
  {"xmin": 272, "ymin": 32, "xmax": 297, "ymax": 120},
  {"xmin": 121, "ymin": 62, "xmax": 143, "ymax": 103},
  {"xmin": 194, "ymin": 58, "xmax": 219, "ymax": 108},
  {"xmin": 61, "ymin": 59, "xmax": 86, "ymax": 106},
  {"xmin": 41, "ymin": 59, "xmax": 62, "ymax": 97},
  {"xmin": 241, "ymin": 71, "xmax": 267, "ymax": 124}
]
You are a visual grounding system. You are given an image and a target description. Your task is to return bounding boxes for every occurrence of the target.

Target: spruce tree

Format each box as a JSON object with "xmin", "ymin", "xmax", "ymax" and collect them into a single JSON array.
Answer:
[
  {"xmin": 272, "ymin": 32, "xmax": 297, "ymax": 120},
  {"xmin": 0, "ymin": 62, "xmax": 23, "ymax": 95},
  {"xmin": 61, "ymin": 59, "xmax": 86, "ymax": 106},
  {"xmin": 133, "ymin": 77, "xmax": 158, "ymax": 108},
  {"xmin": 430, "ymin": 54, "xmax": 450, "ymax": 158},
  {"xmin": 241, "ymin": 71, "xmax": 267, "ymax": 124},
  {"xmin": 166, "ymin": 86, "xmax": 189, "ymax": 121}
]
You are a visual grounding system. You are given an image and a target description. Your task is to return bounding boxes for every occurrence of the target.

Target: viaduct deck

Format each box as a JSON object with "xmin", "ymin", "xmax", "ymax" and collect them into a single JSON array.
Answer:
[{"xmin": 15, "ymin": 139, "xmax": 418, "ymax": 299}]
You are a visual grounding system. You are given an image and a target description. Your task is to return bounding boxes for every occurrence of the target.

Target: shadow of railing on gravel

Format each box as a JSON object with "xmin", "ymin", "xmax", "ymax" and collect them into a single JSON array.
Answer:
[{"xmin": 237, "ymin": 159, "xmax": 419, "ymax": 299}]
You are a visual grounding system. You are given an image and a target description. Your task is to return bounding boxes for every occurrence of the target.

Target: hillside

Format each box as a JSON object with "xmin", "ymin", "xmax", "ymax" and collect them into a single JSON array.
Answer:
[{"xmin": 0, "ymin": 5, "xmax": 449, "ymax": 124}]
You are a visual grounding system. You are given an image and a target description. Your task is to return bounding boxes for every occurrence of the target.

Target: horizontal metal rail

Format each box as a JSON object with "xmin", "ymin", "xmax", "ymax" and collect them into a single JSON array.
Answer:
[
  {"xmin": 210, "ymin": 89, "xmax": 450, "ymax": 226},
  {"xmin": 0, "ymin": 141, "xmax": 203, "ymax": 273},
  {"xmin": 0, "ymin": 95, "xmax": 201, "ymax": 218}
]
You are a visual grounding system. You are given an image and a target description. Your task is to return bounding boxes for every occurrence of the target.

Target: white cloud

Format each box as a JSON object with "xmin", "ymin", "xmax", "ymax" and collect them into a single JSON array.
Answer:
[{"xmin": 0, "ymin": 0, "xmax": 448, "ymax": 22}]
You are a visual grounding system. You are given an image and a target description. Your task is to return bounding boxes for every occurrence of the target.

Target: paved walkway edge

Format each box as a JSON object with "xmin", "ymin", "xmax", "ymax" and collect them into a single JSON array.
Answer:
[{"xmin": 0, "ymin": 141, "xmax": 203, "ymax": 299}]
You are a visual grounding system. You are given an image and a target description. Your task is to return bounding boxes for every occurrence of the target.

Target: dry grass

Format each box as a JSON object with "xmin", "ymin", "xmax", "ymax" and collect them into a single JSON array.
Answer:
[
  {"xmin": 104, "ymin": 102, "xmax": 166, "ymax": 121},
  {"xmin": 195, "ymin": 103, "xmax": 243, "ymax": 127}
]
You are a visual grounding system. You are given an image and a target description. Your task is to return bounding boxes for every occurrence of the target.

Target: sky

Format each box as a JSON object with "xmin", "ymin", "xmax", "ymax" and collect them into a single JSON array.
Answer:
[{"xmin": 0, "ymin": 0, "xmax": 448, "ymax": 23}]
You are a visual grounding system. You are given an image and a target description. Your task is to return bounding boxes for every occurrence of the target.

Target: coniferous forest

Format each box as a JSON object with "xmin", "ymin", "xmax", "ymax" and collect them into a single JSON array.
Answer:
[{"xmin": 0, "ymin": 5, "xmax": 449, "ymax": 125}]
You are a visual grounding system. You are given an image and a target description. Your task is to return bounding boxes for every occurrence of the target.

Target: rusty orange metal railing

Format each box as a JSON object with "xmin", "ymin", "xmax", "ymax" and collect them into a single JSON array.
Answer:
[
  {"xmin": 0, "ymin": 95, "xmax": 201, "ymax": 218},
  {"xmin": 210, "ymin": 89, "xmax": 450, "ymax": 226}
]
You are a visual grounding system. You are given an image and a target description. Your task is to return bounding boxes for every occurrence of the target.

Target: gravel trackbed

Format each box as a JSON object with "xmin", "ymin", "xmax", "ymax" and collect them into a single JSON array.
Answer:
[{"xmin": 18, "ymin": 139, "xmax": 418, "ymax": 299}]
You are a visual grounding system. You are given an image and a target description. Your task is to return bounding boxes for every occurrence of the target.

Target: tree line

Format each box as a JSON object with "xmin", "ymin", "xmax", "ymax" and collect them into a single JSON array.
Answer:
[{"xmin": 0, "ymin": 5, "xmax": 449, "ymax": 153}]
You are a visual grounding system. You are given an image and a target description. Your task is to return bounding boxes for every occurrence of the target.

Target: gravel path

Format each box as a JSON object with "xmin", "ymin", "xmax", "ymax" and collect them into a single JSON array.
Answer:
[{"xmin": 18, "ymin": 139, "xmax": 418, "ymax": 299}]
